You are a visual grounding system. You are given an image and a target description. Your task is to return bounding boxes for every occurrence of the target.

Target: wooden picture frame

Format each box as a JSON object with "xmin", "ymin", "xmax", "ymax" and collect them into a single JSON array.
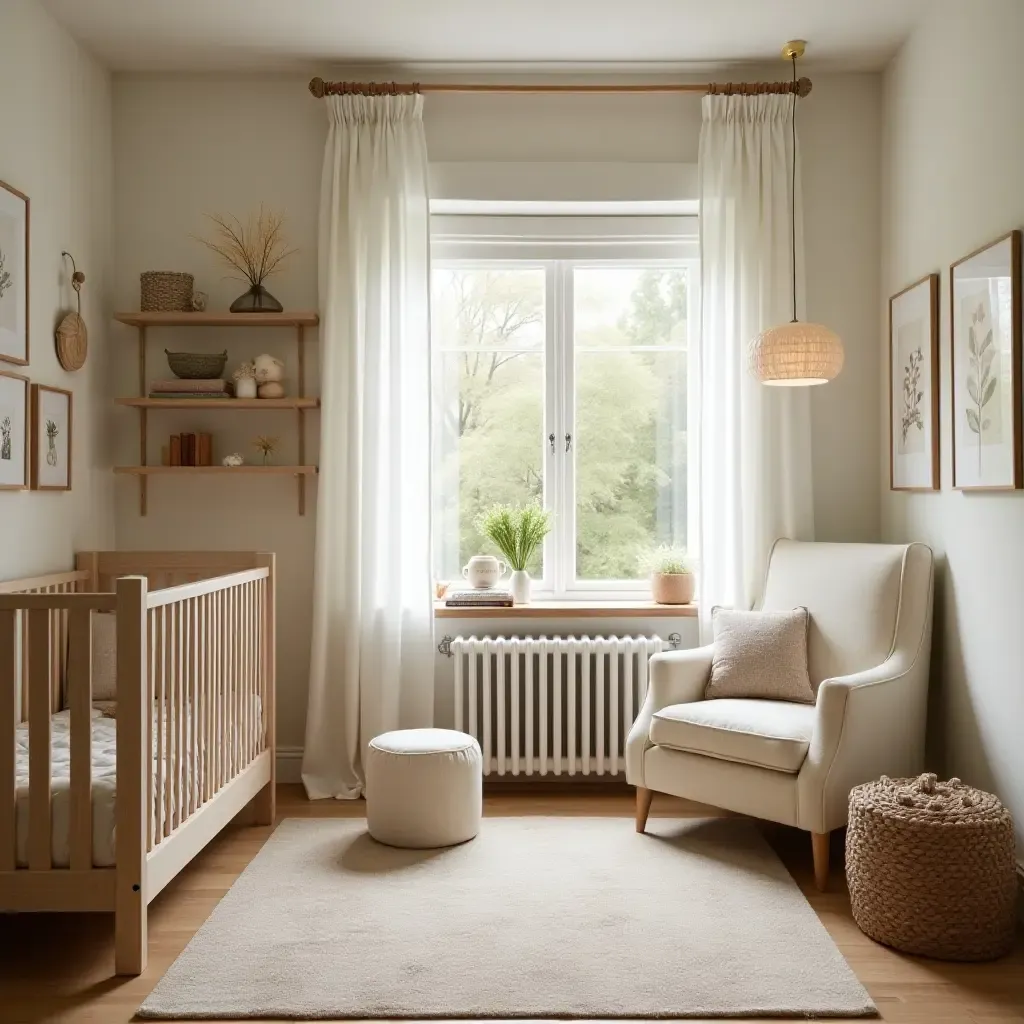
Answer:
[
  {"xmin": 0, "ymin": 179, "xmax": 29, "ymax": 366},
  {"xmin": 950, "ymin": 230, "xmax": 1022, "ymax": 490},
  {"xmin": 889, "ymin": 274, "xmax": 940, "ymax": 490},
  {"xmin": 31, "ymin": 384, "xmax": 72, "ymax": 491},
  {"xmin": 0, "ymin": 370, "xmax": 29, "ymax": 489}
]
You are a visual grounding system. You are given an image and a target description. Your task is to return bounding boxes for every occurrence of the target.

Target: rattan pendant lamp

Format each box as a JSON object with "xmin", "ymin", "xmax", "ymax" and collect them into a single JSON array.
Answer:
[{"xmin": 748, "ymin": 41, "xmax": 844, "ymax": 386}]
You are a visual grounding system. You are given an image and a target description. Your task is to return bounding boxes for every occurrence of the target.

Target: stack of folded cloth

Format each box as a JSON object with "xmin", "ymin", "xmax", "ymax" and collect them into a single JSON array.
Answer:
[{"xmin": 149, "ymin": 379, "xmax": 233, "ymax": 399}]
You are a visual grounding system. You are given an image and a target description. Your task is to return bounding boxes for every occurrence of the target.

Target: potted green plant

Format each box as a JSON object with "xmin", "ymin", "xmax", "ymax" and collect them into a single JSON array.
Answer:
[
  {"xmin": 476, "ymin": 502, "xmax": 552, "ymax": 605},
  {"xmin": 639, "ymin": 546, "xmax": 695, "ymax": 605}
]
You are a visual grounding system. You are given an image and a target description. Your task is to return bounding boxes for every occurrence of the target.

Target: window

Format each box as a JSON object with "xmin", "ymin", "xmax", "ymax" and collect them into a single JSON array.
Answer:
[{"xmin": 431, "ymin": 220, "xmax": 697, "ymax": 598}]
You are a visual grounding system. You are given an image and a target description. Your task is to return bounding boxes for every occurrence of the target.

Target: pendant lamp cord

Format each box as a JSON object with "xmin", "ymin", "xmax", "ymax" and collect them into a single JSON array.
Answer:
[{"xmin": 789, "ymin": 54, "xmax": 798, "ymax": 323}]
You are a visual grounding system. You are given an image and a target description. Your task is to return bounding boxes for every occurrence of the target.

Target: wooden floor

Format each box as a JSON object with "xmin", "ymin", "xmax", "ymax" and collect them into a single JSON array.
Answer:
[{"xmin": 0, "ymin": 785, "xmax": 1021, "ymax": 1024}]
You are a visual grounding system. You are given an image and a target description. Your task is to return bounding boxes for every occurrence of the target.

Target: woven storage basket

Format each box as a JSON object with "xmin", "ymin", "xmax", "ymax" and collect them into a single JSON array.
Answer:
[
  {"xmin": 846, "ymin": 774, "xmax": 1017, "ymax": 961},
  {"xmin": 140, "ymin": 271, "xmax": 194, "ymax": 312}
]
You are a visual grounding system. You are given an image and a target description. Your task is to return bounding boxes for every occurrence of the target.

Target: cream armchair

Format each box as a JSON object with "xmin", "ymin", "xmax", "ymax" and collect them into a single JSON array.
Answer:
[{"xmin": 626, "ymin": 540, "xmax": 934, "ymax": 890}]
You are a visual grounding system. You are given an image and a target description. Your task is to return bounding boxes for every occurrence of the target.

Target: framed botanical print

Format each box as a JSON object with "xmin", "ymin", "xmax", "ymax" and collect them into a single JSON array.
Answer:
[
  {"xmin": 0, "ymin": 179, "xmax": 29, "ymax": 366},
  {"xmin": 31, "ymin": 385, "xmax": 72, "ymax": 491},
  {"xmin": 950, "ymin": 230, "xmax": 1022, "ymax": 490},
  {"xmin": 0, "ymin": 370, "xmax": 29, "ymax": 489},
  {"xmin": 890, "ymin": 274, "xmax": 940, "ymax": 490}
]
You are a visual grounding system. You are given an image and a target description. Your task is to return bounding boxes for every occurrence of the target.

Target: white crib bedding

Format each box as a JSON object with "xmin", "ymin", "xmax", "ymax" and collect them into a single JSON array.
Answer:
[{"xmin": 14, "ymin": 703, "xmax": 260, "ymax": 869}]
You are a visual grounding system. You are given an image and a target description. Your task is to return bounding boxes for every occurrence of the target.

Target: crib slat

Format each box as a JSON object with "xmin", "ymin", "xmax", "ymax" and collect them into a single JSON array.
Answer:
[
  {"xmin": 0, "ymin": 609, "xmax": 16, "ymax": 871},
  {"xmin": 199, "ymin": 594, "xmax": 209, "ymax": 804},
  {"xmin": 28, "ymin": 610, "xmax": 52, "ymax": 870},
  {"xmin": 68, "ymin": 609, "xmax": 93, "ymax": 871},
  {"xmin": 216, "ymin": 590, "xmax": 225, "ymax": 790},
  {"xmin": 167, "ymin": 605, "xmax": 177, "ymax": 833},
  {"xmin": 155, "ymin": 608, "xmax": 165, "ymax": 843},
  {"xmin": 187, "ymin": 598, "xmax": 196, "ymax": 818},
  {"xmin": 242, "ymin": 584, "xmax": 250, "ymax": 767},
  {"xmin": 175, "ymin": 603, "xmax": 184, "ymax": 828}
]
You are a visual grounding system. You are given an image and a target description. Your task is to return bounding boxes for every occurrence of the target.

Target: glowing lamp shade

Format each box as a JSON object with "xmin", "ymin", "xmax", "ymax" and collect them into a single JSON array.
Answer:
[{"xmin": 748, "ymin": 321, "xmax": 844, "ymax": 386}]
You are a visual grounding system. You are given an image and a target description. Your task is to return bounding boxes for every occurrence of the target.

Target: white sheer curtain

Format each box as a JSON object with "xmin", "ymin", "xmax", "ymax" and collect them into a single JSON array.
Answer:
[
  {"xmin": 302, "ymin": 94, "xmax": 435, "ymax": 800},
  {"xmin": 694, "ymin": 94, "xmax": 814, "ymax": 627}
]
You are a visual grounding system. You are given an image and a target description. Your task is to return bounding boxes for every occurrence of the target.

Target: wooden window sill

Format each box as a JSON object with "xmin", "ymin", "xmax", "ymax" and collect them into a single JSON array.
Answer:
[{"xmin": 434, "ymin": 600, "xmax": 697, "ymax": 619}]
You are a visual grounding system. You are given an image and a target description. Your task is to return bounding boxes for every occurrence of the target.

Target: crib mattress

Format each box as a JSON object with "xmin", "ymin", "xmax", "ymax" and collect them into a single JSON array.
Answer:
[{"xmin": 14, "ymin": 704, "xmax": 258, "ymax": 869}]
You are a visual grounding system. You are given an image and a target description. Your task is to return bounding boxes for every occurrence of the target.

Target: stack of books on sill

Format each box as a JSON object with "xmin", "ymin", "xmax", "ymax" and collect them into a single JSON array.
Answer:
[
  {"xmin": 444, "ymin": 587, "xmax": 514, "ymax": 609},
  {"xmin": 149, "ymin": 379, "xmax": 233, "ymax": 399}
]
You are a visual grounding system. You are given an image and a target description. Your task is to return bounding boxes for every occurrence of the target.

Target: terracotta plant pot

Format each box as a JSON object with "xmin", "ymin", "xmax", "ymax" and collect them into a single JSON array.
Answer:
[{"xmin": 651, "ymin": 572, "xmax": 695, "ymax": 605}]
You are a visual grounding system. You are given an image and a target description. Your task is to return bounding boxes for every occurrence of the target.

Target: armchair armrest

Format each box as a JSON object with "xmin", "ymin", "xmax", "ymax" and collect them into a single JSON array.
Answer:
[
  {"xmin": 798, "ymin": 647, "xmax": 930, "ymax": 833},
  {"xmin": 625, "ymin": 645, "xmax": 714, "ymax": 787}
]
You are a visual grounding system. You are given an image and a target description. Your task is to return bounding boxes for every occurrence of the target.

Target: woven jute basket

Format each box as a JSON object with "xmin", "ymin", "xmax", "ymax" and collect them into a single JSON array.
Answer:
[
  {"xmin": 140, "ymin": 271, "xmax": 194, "ymax": 312},
  {"xmin": 846, "ymin": 774, "xmax": 1017, "ymax": 961}
]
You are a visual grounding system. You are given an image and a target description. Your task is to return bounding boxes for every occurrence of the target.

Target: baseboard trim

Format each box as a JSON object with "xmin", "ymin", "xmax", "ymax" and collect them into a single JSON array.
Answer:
[
  {"xmin": 277, "ymin": 747, "xmax": 304, "ymax": 784},
  {"xmin": 276, "ymin": 747, "xmax": 632, "ymax": 791}
]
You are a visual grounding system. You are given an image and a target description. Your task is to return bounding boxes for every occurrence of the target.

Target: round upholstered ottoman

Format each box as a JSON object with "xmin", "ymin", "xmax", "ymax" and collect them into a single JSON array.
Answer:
[
  {"xmin": 365, "ymin": 729, "xmax": 482, "ymax": 848},
  {"xmin": 846, "ymin": 773, "xmax": 1017, "ymax": 961}
]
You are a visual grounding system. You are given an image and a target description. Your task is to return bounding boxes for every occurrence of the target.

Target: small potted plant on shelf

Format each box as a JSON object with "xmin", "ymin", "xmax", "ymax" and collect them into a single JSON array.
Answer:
[
  {"xmin": 476, "ymin": 502, "xmax": 552, "ymax": 605},
  {"xmin": 640, "ymin": 546, "xmax": 695, "ymax": 605}
]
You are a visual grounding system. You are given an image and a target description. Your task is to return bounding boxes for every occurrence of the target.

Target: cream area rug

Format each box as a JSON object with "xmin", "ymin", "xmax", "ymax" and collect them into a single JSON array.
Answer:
[{"xmin": 140, "ymin": 816, "xmax": 876, "ymax": 1020}]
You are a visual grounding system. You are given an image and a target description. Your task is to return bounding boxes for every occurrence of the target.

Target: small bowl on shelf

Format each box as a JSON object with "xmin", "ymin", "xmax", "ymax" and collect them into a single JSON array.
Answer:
[{"xmin": 165, "ymin": 349, "xmax": 228, "ymax": 380}]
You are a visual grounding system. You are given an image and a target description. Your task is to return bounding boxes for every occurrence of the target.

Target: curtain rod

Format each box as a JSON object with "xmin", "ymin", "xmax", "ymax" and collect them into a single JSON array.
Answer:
[{"xmin": 307, "ymin": 76, "xmax": 813, "ymax": 98}]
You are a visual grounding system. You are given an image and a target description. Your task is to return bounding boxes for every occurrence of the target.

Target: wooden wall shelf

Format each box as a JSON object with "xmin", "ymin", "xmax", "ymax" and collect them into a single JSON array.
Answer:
[
  {"xmin": 114, "ymin": 310, "xmax": 319, "ymax": 514},
  {"xmin": 114, "ymin": 311, "xmax": 319, "ymax": 328},
  {"xmin": 114, "ymin": 466, "xmax": 318, "ymax": 476},
  {"xmin": 118, "ymin": 398, "xmax": 320, "ymax": 410}
]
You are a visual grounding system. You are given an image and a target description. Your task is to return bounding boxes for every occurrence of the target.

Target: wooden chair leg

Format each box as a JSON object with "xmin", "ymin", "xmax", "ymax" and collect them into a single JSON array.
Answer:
[
  {"xmin": 635, "ymin": 787, "xmax": 654, "ymax": 833},
  {"xmin": 811, "ymin": 831, "xmax": 830, "ymax": 892}
]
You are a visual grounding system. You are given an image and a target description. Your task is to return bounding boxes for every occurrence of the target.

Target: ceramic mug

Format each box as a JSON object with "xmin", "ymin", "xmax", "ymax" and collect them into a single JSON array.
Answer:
[{"xmin": 462, "ymin": 555, "xmax": 507, "ymax": 589}]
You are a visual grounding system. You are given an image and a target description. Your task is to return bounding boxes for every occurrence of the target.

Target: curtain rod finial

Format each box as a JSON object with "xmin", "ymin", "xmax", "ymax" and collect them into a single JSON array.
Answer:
[
  {"xmin": 797, "ymin": 76, "xmax": 812, "ymax": 98},
  {"xmin": 309, "ymin": 76, "xmax": 325, "ymax": 98}
]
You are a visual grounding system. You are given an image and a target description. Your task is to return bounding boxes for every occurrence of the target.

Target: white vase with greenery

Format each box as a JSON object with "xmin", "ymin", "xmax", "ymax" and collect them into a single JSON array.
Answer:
[
  {"xmin": 639, "ymin": 546, "xmax": 695, "ymax": 605},
  {"xmin": 477, "ymin": 503, "xmax": 552, "ymax": 605}
]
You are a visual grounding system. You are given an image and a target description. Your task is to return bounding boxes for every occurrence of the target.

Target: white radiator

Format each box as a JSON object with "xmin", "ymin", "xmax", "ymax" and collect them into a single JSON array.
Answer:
[{"xmin": 450, "ymin": 636, "xmax": 665, "ymax": 777}]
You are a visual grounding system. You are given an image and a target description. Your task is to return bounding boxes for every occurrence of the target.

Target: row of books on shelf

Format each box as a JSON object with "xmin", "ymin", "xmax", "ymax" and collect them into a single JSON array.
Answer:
[
  {"xmin": 444, "ymin": 587, "xmax": 513, "ymax": 608},
  {"xmin": 162, "ymin": 433, "xmax": 213, "ymax": 466}
]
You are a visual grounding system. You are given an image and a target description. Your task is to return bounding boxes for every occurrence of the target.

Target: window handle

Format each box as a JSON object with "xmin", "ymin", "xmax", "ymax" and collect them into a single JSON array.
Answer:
[
  {"xmin": 564, "ymin": 433, "xmax": 572, "ymax": 453},
  {"xmin": 548, "ymin": 433, "xmax": 556, "ymax": 454}
]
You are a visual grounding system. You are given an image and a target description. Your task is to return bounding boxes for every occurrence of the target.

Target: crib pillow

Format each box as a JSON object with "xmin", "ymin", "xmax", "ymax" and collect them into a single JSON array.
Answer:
[
  {"xmin": 90, "ymin": 611, "xmax": 118, "ymax": 701},
  {"xmin": 64, "ymin": 610, "xmax": 118, "ymax": 707}
]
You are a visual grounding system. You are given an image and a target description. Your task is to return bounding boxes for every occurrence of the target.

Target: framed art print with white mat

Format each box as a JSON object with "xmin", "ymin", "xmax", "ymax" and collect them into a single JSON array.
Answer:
[
  {"xmin": 0, "ymin": 370, "xmax": 29, "ymax": 489},
  {"xmin": 0, "ymin": 179, "xmax": 29, "ymax": 366},
  {"xmin": 950, "ymin": 230, "xmax": 1022, "ymax": 490},
  {"xmin": 31, "ymin": 384, "xmax": 72, "ymax": 491},
  {"xmin": 890, "ymin": 273, "xmax": 939, "ymax": 490}
]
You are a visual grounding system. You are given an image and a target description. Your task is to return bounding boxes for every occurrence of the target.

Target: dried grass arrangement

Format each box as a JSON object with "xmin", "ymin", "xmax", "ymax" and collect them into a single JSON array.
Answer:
[{"xmin": 195, "ymin": 207, "xmax": 297, "ymax": 313}]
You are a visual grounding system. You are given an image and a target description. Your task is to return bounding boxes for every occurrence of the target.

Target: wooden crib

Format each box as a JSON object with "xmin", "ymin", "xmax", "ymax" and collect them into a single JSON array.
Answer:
[{"xmin": 0, "ymin": 551, "xmax": 276, "ymax": 975}]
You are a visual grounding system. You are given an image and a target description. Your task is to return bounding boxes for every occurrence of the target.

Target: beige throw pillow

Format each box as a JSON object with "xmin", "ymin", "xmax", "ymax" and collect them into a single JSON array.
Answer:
[{"xmin": 706, "ymin": 606, "xmax": 815, "ymax": 704}]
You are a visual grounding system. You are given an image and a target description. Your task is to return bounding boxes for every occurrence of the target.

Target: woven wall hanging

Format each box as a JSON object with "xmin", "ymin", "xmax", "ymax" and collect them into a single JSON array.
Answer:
[{"xmin": 55, "ymin": 251, "xmax": 88, "ymax": 371}]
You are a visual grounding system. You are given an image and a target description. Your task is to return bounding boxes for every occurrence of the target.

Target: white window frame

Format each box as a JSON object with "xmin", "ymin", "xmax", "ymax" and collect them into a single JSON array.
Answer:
[{"xmin": 432, "ymin": 215, "xmax": 699, "ymax": 601}]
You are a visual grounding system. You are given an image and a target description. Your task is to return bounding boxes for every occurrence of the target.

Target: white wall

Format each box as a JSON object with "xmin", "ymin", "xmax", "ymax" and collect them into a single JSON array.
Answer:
[
  {"xmin": 111, "ymin": 70, "xmax": 882, "ymax": 750},
  {"xmin": 0, "ymin": 0, "xmax": 114, "ymax": 578},
  {"xmin": 881, "ymin": 0, "xmax": 1024, "ymax": 848}
]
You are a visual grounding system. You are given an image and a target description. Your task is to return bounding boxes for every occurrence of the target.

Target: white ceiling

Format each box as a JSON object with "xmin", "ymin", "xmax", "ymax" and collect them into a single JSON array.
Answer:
[{"xmin": 41, "ymin": 0, "xmax": 929, "ymax": 73}]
